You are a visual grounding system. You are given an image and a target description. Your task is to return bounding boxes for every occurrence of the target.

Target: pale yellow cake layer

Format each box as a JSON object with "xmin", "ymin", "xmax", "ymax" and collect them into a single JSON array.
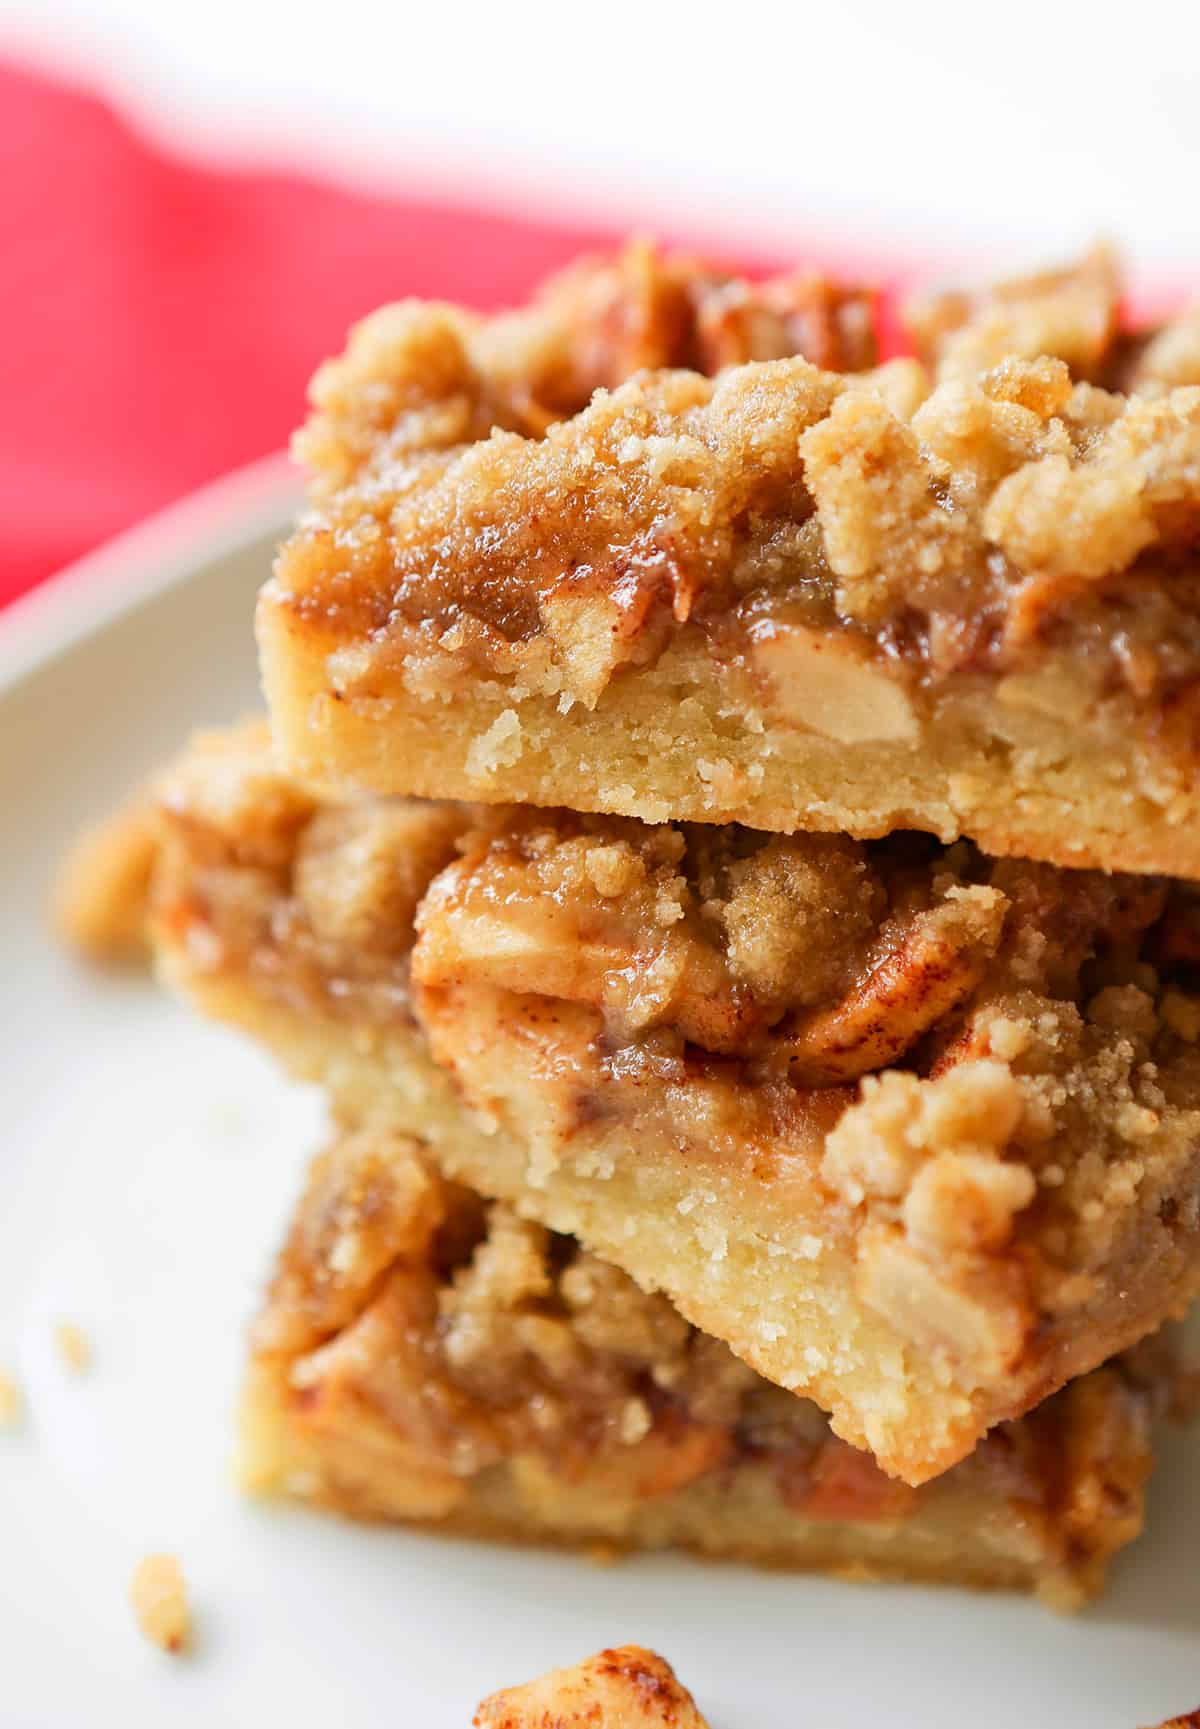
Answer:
[
  {"xmin": 259, "ymin": 620, "xmax": 1200, "ymax": 878},
  {"xmin": 241, "ymin": 1127, "xmax": 1166, "ymax": 1610}
]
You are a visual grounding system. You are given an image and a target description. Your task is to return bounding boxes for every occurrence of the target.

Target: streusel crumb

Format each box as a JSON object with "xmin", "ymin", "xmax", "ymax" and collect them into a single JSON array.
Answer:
[
  {"xmin": 904, "ymin": 245, "xmax": 1119, "ymax": 383},
  {"xmin": 52, "ymin": 799, "xmax": 160, "ymax": 962},
  {"xmin": 275, "ymin": 242, "xmax": 1200, "ymax": 712},
  {"xmin": 129, "ymin": 1554, "xmax": 190, "ymax": 1654},
  {"xmin": 298, "ymin": 238, "xmax": 877, "ymax": 498}
]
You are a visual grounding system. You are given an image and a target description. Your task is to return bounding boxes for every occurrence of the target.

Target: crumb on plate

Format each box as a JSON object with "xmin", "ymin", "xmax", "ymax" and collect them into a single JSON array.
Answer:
[
  {"xmin": 0, "ymin": 1367, "xmax": 22, "ymax": 1427},
  {"xmin": 129, "ymin": 1554, "xmax": 190, "ymax": 1654}
]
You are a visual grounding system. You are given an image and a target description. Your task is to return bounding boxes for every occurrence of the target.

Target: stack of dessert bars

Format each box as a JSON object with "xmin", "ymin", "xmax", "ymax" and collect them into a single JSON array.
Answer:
[{"xmin": 66, "ymin": 242, "xmax": 1200, "ymax": 1607}]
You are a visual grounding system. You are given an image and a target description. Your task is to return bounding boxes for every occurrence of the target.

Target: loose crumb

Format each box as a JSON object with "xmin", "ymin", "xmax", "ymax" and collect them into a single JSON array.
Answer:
[
  {"xmin": 0, "ymin": 1367, "xmax": 22, "ymax": 1427},
  {"xmin": 52, "ymin": 799, "xmax": 159, "ymax": 962},
  {"xmin": 55, "ymin": 1322, "xmax": 90, "ymax": 1374},
  {"xmin": 129, "ymin": 1554, "xmax": 191, "ymax": 1653}
]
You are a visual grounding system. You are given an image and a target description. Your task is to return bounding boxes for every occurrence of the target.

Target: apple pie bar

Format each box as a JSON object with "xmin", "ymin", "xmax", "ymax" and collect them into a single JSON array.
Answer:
[
  {"xmin": 259, "ymin": 248, "xmax": 1200, "ymax": 876},
  {"xmin": 77, "ymin": 721, "xmax": 1200, "ymax": 1485},
  {"xmin": 241, "ymin": 1125, "xmax": 1171, "ymax": 1608}
]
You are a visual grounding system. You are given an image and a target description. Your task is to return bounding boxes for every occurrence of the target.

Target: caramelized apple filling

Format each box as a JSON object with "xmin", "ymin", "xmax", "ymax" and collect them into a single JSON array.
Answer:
[{"xmin": 413, "ymin": 805, "xmax": 1166, "ymax": 1082}]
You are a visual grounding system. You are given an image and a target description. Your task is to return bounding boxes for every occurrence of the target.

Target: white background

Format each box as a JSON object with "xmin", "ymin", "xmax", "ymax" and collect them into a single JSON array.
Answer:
[{"xmin": 2, "ymin": 0, "xmax": 1200, "ymax": 283}]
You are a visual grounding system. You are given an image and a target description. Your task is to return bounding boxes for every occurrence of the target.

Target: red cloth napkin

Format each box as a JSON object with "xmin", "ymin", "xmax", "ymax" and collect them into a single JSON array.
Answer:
[
  {"xmin": 2, "ymin": 61, "xmax": 916, "ymax": 607},
  {"xmin": 0, "ymin": 61, "xmax": 628, "ymax": 606}
]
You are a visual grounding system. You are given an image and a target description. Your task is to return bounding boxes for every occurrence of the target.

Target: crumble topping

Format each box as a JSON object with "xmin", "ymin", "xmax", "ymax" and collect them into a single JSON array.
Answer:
[
  {"xmin": 1127, "ymin": 312, "xmax": 1200, "ymax": 397},
  {"xmin": 412, "ymin": 805, "xmax": 1159, "ymax": 1087},
  {"xmin": 252, "ymin": 1127, "xmax": 450, "ymax": 1357},
  {"xmin": 474, "ymin": 1646, "xmax": 710, "ymax": 1729},
  {"xmin": 296, "ymin": 238, "xmax": 876, "ymax": 498},
  {"xmin": 903, "ymin": 246, "xmax": 1120, "ymax": 384},
  {"xmin": 269, "ymin": 246, "xmax": 1200, "ymax": 728},
  {"xmin": 158, "ymin": 722, "xmax": 317, "ymax": 868},
  {"xmin": 294, "ymin": 800, "xmax": 470, "ymax": 957},
  {"xmin": 906, "ymin": 246, "xmax": 1200, "ymax": 404},
  {"xmin": 823, "ymin": 1060, "xmax": 1028, "ymax": 1221},
  {"xmin": 129, "ymin": 1554, "xmax": 190, "ymax": 1654},
  {"xmin": 801, "ymin": 358, "xmax": 1200, "ymax": 674},
  {"xmin": 150, "ymin": 723, "xmax": 474, "ymax": 1026}
]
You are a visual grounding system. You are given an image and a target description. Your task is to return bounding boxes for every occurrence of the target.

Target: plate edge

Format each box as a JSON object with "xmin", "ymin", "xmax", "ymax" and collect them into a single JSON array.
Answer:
[{"xmin": 0, "ymin": 451, "xmax": 300, "ymax": 695}]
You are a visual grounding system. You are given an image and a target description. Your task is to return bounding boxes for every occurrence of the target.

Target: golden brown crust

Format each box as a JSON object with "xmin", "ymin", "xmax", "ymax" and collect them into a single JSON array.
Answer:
[
  {"xmin": 474, "ymin": 1647, "xmax": 709, "ymax": 1729},
  {"xmin": 244, "ymin": 1127, "xmax": 1169, "ymax": 1607},
  {"xmin": 122, "ymin": 726, "xmax": 1200, "ymax": 1482}
]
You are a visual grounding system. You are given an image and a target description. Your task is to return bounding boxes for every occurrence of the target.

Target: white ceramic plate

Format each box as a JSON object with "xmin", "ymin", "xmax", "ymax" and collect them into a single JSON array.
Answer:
[{"xmin": 2, "ymin": 460, "xmax": 1198, "ymax": 1729}]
